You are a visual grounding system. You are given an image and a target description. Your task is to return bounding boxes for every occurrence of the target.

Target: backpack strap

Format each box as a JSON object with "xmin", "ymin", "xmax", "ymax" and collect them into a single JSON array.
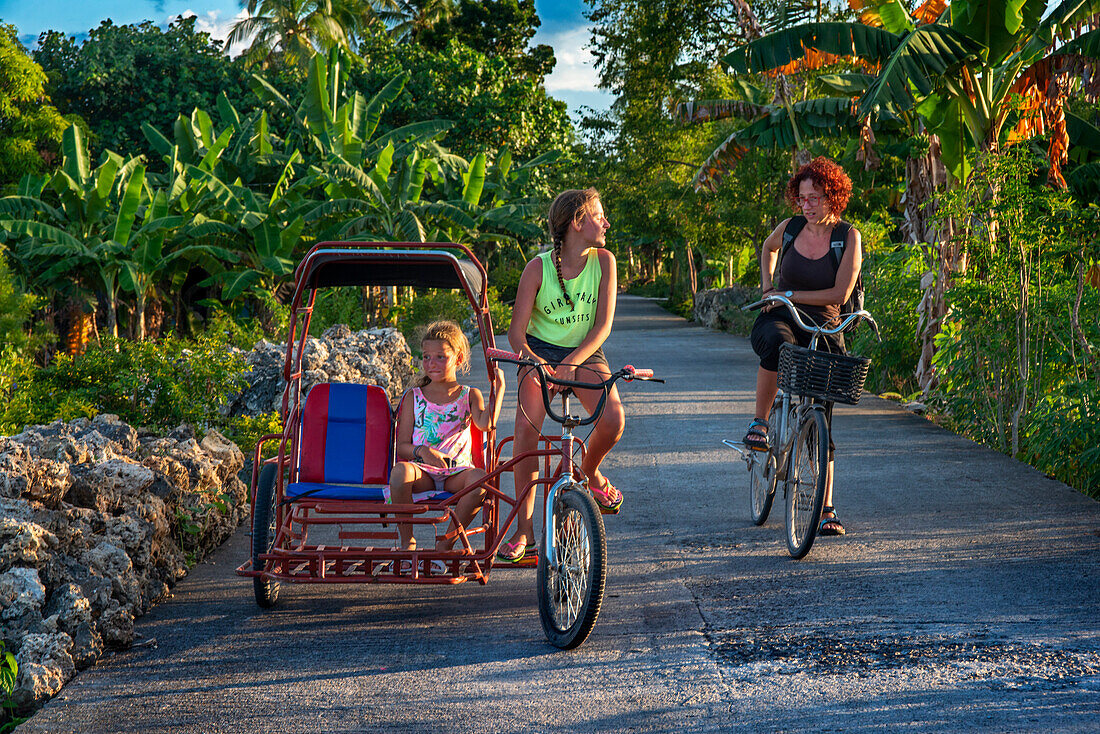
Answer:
[
  {"xmin": 776, "ymin": 215, "xmax": 806, "ymax": 281},
  {"xmin": 780, "ymin": 215, "xmax": 807, "ymax": 259},
  {"xmin": 829, "ymin": 221, "xmax": 852, "ymax": 267}
]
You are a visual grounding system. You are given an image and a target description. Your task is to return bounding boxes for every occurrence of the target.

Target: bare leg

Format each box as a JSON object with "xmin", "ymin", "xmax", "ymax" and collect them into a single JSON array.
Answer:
[
  {"xmin": 571, "ymin": 363, "xmax": 625, "ymax": 489},
  {"xmin": 438, "ymin": 468, "xmax": 488, "ymax": 551},
  {"xmin": 820, "ymin": 460, "xmax": 844, "ymax": 534},
  {"xmin": 388, "ymin": 461, "xmax": 434, "ymax": 550},
  {"xmin": 507, "ymin": 368, "xmax": 546, "ymax": 547},
  {"xmin": 755, "ymin": 366, "xmax": 779, "ymax": 422}
]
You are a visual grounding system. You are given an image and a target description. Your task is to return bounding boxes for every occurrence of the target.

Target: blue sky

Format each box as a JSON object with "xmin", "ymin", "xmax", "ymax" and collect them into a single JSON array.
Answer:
[{"xmin": 0, "ymin": 0, "xmax": 613, "ymax": 114}]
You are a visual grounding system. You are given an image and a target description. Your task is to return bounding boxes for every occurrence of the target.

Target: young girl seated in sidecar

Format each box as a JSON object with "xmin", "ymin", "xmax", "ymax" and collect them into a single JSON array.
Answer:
[{"xmin": 387, "ymin": 320, "xmax": 505, "ymax": 552}]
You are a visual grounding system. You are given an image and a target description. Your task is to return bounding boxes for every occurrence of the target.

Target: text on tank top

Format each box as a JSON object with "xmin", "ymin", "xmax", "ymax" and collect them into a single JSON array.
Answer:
[{"xmin": 527, "ymin": 249, "xmax": 602, "ymax": 348}]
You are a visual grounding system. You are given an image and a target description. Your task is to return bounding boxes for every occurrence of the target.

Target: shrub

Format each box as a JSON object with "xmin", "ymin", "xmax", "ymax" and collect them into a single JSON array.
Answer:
[
  {"xmin": 395, "ymin": 287, "xmax": 511, "ymax": 350},
  {"xmin": 1, "ymin": 332, "xmax": 248, "ymax": 434},
  {"xmin": 223, "ymin": 411, "xmax": 284, "ymax": 458}
]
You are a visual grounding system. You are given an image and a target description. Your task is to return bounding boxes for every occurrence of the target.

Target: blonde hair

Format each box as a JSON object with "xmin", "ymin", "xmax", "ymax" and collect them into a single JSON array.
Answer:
[
  {"xmin": 547, "ymin": 187, "xmax": 601, "ymax": 309},
  {"xmin": 416, "ymin": 320, "xmax": 470, "ymax": 387}
]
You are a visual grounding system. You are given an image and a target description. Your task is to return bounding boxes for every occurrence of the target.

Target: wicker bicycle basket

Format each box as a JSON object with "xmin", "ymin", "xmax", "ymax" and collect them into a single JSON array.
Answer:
[{"xmin": 777, "ymin": 343, "xmax": 871, "ymax": 405}]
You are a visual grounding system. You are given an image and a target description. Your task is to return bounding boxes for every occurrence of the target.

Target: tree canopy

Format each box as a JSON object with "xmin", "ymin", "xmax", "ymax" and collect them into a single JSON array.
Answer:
[
  {"xmin": 0, "ymin": 24, "xmax": 69, "ymax": 188},
  {"xmin": 34, "ymin": 16, "xmax": 252, "ymax": 163}
]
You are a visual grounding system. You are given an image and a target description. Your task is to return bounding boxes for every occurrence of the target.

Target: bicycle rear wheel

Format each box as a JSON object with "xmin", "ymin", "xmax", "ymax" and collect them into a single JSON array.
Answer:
[
  {"xmin": 785, "ymin": 409, "xmax": 828, "ymax": 559},
  {"xmin": 252, "ymin": 463, "xmax": 280, "ymax": 607},
  {"xmin": 537, "ymin": 487, "xmax": 607, "ymax": 649},
  {"xmin": 747, "ymin": 450, "xmax": 777, "ymax": 526},
  {"xmin": 748, "ymin": 396, "xmax": 782, "ymax": 525}
]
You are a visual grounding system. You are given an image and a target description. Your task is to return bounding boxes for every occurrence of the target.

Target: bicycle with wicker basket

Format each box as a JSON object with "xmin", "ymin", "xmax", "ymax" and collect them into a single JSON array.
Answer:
[{"xmin": 724, "ymin": 294, "xmax": 878, "ymax": 558}]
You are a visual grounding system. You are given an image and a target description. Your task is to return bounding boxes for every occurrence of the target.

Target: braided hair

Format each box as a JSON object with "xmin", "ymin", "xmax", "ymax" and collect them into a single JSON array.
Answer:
[{"xmin": 547, "ymin": 188, "xmax": 600, "ymax": 310}]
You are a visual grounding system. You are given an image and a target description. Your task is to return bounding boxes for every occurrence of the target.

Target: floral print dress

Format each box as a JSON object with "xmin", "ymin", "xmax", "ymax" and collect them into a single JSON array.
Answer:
[{"xmin": 385, "ymin": 386, "xmax": 475, "ymax": 503}]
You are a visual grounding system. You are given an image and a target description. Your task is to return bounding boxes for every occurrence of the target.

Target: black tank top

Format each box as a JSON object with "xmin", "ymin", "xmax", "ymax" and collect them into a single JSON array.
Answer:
[{"xmin": 775, "ymin": 246, "xmax": 840, "ymax": 325}]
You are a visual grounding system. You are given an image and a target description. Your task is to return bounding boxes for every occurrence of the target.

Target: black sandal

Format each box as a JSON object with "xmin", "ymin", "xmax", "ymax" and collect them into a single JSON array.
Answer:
[
  {"xmin": 743, "ymin": 418, "xmax": 770, "ymax": 452},
  {"xmin": 819, "ymin": 506, "xmax": 846, "ymax": 536}
]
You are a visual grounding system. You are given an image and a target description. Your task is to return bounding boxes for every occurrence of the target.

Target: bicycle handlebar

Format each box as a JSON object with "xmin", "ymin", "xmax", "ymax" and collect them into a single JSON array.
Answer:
[
  {"xmin": 742, "ymin": 294, "xmax": 879, "ymax": 339},
  {"xmin": 486, "ymin": 348, "xmax": 662, "ymax": 426}
]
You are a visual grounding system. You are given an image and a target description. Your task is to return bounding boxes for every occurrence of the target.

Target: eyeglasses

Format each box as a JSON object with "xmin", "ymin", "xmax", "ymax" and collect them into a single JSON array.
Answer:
[{"xmin": 797, "ymin": 194, "xmax": 825, "ymax": 206}]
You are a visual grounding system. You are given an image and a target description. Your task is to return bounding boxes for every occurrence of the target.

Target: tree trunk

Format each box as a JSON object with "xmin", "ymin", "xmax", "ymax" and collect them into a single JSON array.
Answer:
[
  {"xmin": 686, "ymin": 244, "xmax": 698, "ymax": 295},
  {"xmin": 907, "ymin": 133, "xmax": 957, "ymax": 394},
  {"xmin": 106, "ymin": 296, "xmax": 119, "ymax": 340}
]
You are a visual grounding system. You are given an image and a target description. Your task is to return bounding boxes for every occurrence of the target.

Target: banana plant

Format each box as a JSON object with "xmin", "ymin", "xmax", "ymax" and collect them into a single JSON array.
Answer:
[
  {"xmin": 118, "ymin": 188, "xmax": 238, "ymax": 339},
  {"xmin": 0, "ymin": 125, "xmax": 148, "ymax": 337}
]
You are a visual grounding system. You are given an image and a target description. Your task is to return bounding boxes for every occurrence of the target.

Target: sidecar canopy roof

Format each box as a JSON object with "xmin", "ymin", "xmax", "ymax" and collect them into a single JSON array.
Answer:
[{"xmin": 294, "ymin": 247, "xmax": 484, "ymax": 297}]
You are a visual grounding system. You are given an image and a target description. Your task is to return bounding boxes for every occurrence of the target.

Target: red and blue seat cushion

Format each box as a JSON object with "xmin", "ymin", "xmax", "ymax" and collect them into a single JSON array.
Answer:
[{"xmin": 284, "ymin": 383, "xmax": 485, "ymax": 502}]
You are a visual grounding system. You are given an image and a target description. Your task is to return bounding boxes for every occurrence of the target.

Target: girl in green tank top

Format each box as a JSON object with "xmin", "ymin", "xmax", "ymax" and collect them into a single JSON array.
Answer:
[
  {"xmin": 497, "ymin": 188, "xmax": 627, "ymax": 564},
  {"xmin": 526, "ymin": 248, "xmax": 602, "ymax": 348}
]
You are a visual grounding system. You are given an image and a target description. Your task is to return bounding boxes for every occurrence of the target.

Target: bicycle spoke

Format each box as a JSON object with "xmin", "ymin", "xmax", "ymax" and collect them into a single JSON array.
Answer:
[{"xmin": 550, "ymin": 507, "xmax": 591, "ymax": 629}]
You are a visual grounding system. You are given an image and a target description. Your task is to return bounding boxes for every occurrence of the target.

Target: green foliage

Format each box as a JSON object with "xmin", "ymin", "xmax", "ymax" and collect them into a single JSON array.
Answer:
[
  {"xmin": 0, "ymin": 251, "xmax": 48, "ymax": 355},
  {"xmin": 625, "ymin": 273, "xmax": 670, "ymax": 298},
  {"xmin": 353, "ymin": 31, "xmax": 572, "ymax": 161},
  {"xmin": 0, "ymin": 24, "xmax": 69, "ymax": 188},
  {"xmin": 309, "ymin": 288, "xmax": 372, "ymax": 334},
  {"xmin": 927, "ymin": 150, "xmax": 1100, "ymax": 496},
  {"xmin": 34, "ymin": 17, "xmax": 252, "ymax": 163},
  {"xmin": 203, "ymin": 295, "xmax": 288, "ymax": 350},
  {"xmin": 393, "ymin": 286, "xmax": 511, "ymax": 349},
  {"xmin": 845, "ymin": 212, "xmax": 922, "ymax": 395},
  {"xmin": 0, "ymin": 332, "xmax": 248, "ymax": 435},
  {"xmin": 223, "ymin": 411, "xmax": 284, "ymax": 458},
  {"xmin": 420, "ymin": 0, "xmax": 553, "ymax": 79},
  {"xmin": 396, "ymin": 288, "xmax": 479, "ymax": 346},
  {"xmin": 0, "ymin": 639, "xmax": 24, "ymax": 732}
]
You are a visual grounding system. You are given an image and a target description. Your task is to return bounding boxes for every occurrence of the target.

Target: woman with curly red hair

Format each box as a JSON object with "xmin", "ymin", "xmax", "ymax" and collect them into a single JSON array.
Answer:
[{"xmin": 744, "ymin": 157, "xmax": 862, "ymax": 536}]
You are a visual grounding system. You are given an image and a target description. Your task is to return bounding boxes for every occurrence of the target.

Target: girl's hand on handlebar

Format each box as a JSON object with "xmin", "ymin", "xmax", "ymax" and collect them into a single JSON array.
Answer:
[{"xmin": 549, "ymin": 363, "xmax": 577, "ymax": 394}]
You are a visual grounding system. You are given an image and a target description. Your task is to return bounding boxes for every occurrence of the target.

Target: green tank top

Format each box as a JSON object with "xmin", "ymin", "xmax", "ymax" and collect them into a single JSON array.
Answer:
[{"xmin": 527, "ymin": 249, "xmax": 602, "ymax": 348}]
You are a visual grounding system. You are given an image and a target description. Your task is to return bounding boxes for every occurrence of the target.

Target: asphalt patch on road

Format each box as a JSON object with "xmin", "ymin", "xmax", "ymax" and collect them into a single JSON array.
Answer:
[{"xmin": 710, "ymin": 629, "xmax": 1100, "ymax": 690}]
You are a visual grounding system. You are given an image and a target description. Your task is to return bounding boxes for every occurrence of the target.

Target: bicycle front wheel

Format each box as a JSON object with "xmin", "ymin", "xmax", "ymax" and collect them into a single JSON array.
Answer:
[
  {"xmin": 537, "ymin": 487, "xmax": 607, "ymax": 649},
  {"xmin": 785, "ymin": 409, "xmax": 828, "ymax": 559}
]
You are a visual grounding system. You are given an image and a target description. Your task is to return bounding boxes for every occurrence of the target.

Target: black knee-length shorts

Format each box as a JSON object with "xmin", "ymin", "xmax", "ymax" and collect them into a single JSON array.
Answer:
[{"xmin": 750, "ymin": 308, "xmax": 845, "ymax": 460}]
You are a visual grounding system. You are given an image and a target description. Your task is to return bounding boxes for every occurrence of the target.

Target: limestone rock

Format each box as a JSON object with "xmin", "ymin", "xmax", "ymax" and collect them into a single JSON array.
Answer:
[
  {"xmin": 693, "ymin": 286, "xmax": 758, "ymax": 331},
  {"xmin": 44, "ymin": 583, "xmax": 101, "ymax": 669},
  {"xmin": 9, "ymin": 632, "xmax": 75, "ymax": 712},
  {"xmin": 0, "ymin": 415, "xmax": 250, "ymax": 715},
  {"xmin": 227, "ymin": 326, "xmax": 415, "ymax": 417},
  {"xmin": 0, "ymin": 515, "xmax": 57, "ymax": 572}
]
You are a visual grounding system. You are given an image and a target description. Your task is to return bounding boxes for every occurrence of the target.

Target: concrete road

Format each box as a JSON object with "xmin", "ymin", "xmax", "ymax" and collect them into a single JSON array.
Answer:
[{"xmin": 20, "ymin": 296, "xmax": 1100, "ymax": 732}]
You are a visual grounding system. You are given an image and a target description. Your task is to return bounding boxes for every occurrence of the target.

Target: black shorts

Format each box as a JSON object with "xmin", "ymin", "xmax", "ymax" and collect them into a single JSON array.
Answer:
[
  {"xmin": 750, "ymin": 308, "xmax": 845, "ymax": 372},
  {"xmin": 524, "ymin": 334, "xmax": 608, "ymax": 370},
  {"xmin": 750, "ymin": 308, "xmax": 844, "ymax": 460}
]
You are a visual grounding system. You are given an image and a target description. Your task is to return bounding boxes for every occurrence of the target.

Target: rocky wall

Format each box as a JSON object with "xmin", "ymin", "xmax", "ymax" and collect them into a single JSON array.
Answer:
[
  {"xmin": 228, "ymin": 324, "xmax": 415, "ymax": 417},
  {"xmin": 693, "ymin": 286, "xmax": 759, "ymax": 332},
  {"xmin": 0, "ymin": 415, "xmax": 247, "ymax": 712}
]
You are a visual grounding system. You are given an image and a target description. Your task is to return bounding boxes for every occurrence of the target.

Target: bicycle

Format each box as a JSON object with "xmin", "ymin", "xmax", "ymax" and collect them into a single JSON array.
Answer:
[
  {"xmin": 486, "ymin": 347, "xmax": 662, "ymax": 648},
  {"xmin": 723, "ymin": 295, "xmax": 877, "ymax": 558}
]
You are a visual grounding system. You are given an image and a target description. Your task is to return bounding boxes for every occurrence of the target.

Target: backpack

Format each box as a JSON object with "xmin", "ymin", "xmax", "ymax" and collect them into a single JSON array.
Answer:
[{"xmin": 779, "ymin": 215, "xmax": 863, "ymax": 315}]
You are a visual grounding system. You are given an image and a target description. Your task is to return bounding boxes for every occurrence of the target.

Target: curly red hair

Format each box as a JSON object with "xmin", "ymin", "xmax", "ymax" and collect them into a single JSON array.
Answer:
[{"xmin": 785, "ymin": 157, "xmax": 852, "ymax": 215}]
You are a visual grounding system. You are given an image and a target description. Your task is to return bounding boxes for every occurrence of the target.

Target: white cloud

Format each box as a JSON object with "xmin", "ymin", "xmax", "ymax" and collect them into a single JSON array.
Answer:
[
  {"xmin": 175, "ymin": 8, "xmax": 252, "ymax": 54},
  {"xmin": 538, "ymin": 26, "xmax": 602, "ymax": 94}
]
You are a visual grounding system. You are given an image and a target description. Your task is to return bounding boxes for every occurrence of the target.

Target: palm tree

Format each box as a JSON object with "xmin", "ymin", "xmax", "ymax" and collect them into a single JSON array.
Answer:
[
  {"xmin": 227, "ymin": 0, "xmax": 351, "ymax": 68},
  {"xmin": 382, "ymin": 0, "xmax": 456, "ymax": 44}
]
